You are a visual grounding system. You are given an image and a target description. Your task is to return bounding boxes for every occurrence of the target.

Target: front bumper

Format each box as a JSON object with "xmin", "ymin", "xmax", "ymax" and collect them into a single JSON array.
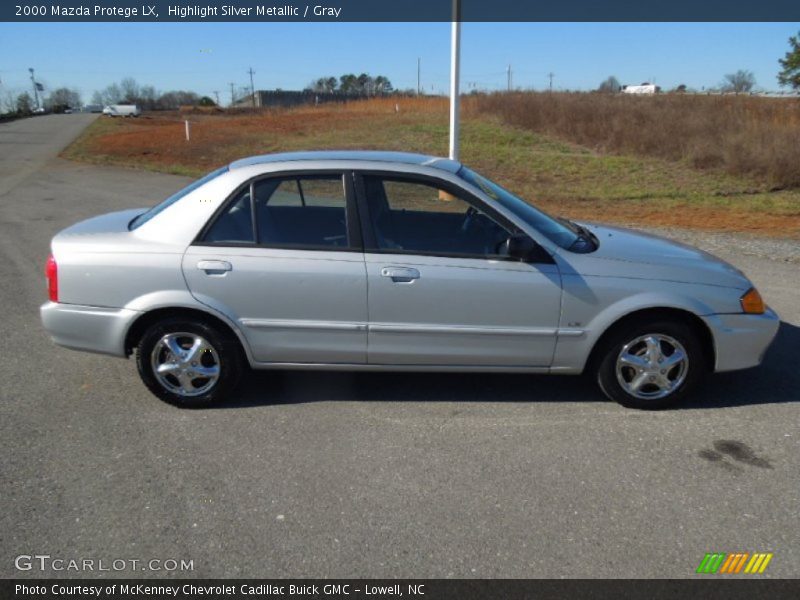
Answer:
[
  {"xmin": 40, "ymin": 302, "xmax": 141, "ymax": 358},
  {"xmin": 702, "ymin": 307, "xmax": 780, "ymax": 372}
]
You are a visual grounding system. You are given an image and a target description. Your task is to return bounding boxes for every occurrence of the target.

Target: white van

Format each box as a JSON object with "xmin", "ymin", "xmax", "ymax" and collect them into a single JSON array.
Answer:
[{"xmin": 102, "ymin": 104, "xmax": 141, "ymax": 117}]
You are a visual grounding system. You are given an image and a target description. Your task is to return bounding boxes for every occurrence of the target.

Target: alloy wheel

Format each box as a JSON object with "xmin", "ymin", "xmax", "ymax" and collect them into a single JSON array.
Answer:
[
  {"xmin": 615, "ymin": 333, "xmax": 689, "ymax": 400},
  {"xmin": 150, "ymin": 332, "xmax": 221, "ymax": 397}
]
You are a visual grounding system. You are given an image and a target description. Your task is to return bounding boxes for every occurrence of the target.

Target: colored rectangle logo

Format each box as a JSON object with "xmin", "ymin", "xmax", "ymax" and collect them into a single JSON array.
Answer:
[{"xmin": 697, "ymin": 552, "xmax": 773, "ymax": 574}]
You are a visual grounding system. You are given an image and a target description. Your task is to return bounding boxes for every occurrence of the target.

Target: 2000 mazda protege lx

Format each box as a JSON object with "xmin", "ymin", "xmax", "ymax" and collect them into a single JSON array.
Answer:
[{"xmin": 40, "ymin": 151, "xmax": 779, "ymax": 409}]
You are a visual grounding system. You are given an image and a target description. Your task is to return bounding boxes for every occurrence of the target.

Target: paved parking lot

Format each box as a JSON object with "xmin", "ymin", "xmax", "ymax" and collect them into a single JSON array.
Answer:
[{"xmin": 1, "ymin": 114, "xmax": 798, "ymax": 578}]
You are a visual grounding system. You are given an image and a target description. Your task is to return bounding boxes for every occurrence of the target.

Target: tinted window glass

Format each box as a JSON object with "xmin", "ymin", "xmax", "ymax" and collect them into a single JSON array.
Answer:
[
  {"xmin": 203, "ymin": 187, "xmax": 254, "ymax": 243},
  {"xmin": 130, "ymin": 166, "xmax": 228, "ymax": 230},
  {"xmin": 254, "ymin": 176, "xmax": 349, "ymax": 248},
  {"xmin": 363, "ymin": 177, "xmax": 512, "ymax": 257}
]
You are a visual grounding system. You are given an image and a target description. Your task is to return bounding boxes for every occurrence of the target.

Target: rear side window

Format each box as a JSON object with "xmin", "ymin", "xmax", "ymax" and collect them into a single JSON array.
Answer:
[{"xmin": 202, "ymin": 174, "xmax": 350, "ymax": 249}]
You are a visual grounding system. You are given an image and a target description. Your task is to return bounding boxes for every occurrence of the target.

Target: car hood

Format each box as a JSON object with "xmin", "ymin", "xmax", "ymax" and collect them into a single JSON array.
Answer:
[{"xmin": 562, "ymin": 223, "xmax": 751, "ymax": 290}]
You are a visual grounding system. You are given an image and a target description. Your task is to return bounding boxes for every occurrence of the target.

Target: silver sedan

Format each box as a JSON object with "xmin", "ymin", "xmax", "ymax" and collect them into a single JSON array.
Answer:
[{"xmin": 41, "ymin": 151, "xmax": 779, "ymax": 409}]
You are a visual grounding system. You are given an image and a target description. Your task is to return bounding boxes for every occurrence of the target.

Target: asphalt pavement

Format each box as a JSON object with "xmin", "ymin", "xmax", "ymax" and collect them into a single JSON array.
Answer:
[{"xmin": 1, "ymin": 114, "xmax": 798, "ymax": 579}]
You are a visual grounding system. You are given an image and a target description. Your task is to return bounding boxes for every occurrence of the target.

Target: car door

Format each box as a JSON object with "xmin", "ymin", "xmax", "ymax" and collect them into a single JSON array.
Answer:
[
  {"xmin": 356, "ymin": 173, "xmax": 562, "ymax": 367},
  {"xmin": 182, "ymin": 171, "xmax": 368, "ymax": 364}
]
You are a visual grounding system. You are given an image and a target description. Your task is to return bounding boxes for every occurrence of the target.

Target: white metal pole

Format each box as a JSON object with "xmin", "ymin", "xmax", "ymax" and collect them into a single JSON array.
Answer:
[{"xmin": 448, "ymin": 0, "xmax": 461, "ymax": 161}]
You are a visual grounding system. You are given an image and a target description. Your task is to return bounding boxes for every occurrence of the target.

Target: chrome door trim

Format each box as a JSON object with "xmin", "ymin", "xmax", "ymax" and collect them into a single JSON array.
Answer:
[
  {"xmin": 556, "ymin": 329, "xmax": 586, "ymax": 337},
  {"xmin": 240, "ymin": 318, "xmax": 368, "ymax": 332},
  {"xmin": 248, "ymin": 361, "xmax": 553, "ymax": 373},
  {"xmin": 238, "ymin": 319, "xmax": 586, "ymax": 338},
  {"xmin": 369, "ymin": 323, "xmax": 558, "ymax": 336}
]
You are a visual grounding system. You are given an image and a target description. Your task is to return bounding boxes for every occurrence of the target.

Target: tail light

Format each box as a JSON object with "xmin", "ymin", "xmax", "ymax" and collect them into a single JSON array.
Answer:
[{"xmin": 45, "ymin": 254, "xmax": 58, "ymax": 302}]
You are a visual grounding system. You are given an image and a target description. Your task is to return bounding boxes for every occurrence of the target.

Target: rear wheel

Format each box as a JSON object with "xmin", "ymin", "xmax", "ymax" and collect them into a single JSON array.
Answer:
[
  {"xmin": 136, "ymin": 318, "xmax": 243, "ymax": 408},
  {"xmin": 596, "ymin": 320, "xmax": 707, "ymax": 409}
]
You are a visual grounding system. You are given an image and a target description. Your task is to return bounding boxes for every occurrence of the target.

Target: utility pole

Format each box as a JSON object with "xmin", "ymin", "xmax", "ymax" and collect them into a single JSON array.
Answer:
[
  {"xmin": 507, "ymin": 64, "xmax": 512, "ymax": 92},
  {"xmin": 548, "ymin": 72, "xmax": 555, "ymax": 92},
  {"xmin": 213, "ymin": 90, "xmax": 220, "ymax": 106},
  {"xmin": 247, "ymin": 67, "xmax": 256, "ymax": 108},
  {"xmin": 417, "ymin": 57, "xmax": 421, "ymax": 96},
  {"xmin": 29, "ymin": 68, "xmax": 40, "ymax": 109},
  {"xmin": 229, "ymin": 82, "xmax": 235, "ymax": 106},
  {"xmin": 448, "ymin": 0, "xmax": 461, "ymax": 161}
]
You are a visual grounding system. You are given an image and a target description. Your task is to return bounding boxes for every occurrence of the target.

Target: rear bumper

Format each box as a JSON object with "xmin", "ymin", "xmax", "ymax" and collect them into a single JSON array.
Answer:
[
  {"xmin": 40, "ymin": 302, "xmax": 140, "ymax": 358},
  {"xmin": 702, "ymin": 307, "xmax": 780, "ymax": 372}
]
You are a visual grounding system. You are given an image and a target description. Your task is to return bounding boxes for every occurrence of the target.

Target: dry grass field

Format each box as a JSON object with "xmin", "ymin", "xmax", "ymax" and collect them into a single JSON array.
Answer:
[
  {"xmin": 476, "ymin": 92, "xmax": 800, "ymax": 190},
  {"xmin": 62, "ymin": 95, "xmax": 800, "ymax": 237}
]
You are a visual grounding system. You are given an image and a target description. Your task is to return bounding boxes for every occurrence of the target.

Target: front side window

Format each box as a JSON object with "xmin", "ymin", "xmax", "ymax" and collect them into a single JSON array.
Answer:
[
  {"xmin": 362, "ymin": 176, "xmax": 513, "ymax": 258},
  {"xmin": 203, "ymin": 174, "xmax": 350, "ymax": 249}
]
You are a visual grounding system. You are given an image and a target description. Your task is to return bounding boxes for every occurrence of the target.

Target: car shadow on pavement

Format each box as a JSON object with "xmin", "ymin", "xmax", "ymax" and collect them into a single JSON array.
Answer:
[{"xmin": 223, "ymin": 321, "xmax": 799, "ymax": 410}]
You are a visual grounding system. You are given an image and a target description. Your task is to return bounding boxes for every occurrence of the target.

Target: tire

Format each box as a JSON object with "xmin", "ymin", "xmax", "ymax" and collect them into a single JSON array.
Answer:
[
  {"xmin": 596, "ymin": 319, "xmax": 707, "ymax": 410},
  {"xmin": 136, "ymin": 318, "xmax": 243, "ymax": 408}
]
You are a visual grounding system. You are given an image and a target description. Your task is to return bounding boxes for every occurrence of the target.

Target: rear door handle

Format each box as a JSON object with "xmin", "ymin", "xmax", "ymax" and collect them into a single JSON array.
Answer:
[
  {"xmin": 381, "ymin": 266, "xmax": 420, "ymax": 283},
  {"xmin": 197, "ymin": 260, "xmax": 232, "ymax": 274}
]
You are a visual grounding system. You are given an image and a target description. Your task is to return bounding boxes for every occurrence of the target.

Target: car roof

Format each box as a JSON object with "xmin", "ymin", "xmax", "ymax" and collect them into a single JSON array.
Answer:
[{"xmin": 228, "ymin": 151, "xmax": 462, "ymax": 174}]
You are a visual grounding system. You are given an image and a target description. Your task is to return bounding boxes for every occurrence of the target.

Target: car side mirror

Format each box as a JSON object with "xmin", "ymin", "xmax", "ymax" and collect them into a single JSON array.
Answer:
[{"xmin": 503, "ymin": 233, "xmax": 544, "ymax": 262}]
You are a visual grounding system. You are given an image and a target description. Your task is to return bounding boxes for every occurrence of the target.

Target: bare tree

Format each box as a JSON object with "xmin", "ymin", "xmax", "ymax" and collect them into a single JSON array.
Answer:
[
  {"xmin": 119, "ymin": 77, "xmax": 140, "ymax": 102},
  {"xmin": 2, "ymin": 90, "xmax": 19, "ymax": 113},
  {"xmin": 16, "ymin": 92, "xmax": 33, "ymax": 114},
  {"xmin": 97, "ymin": 83, "xmax": 123, "ymax": 105},
  {"xmin": 46, "ymin": 87, "xmax": 82, "ymax": 112},
  {"xmin": 306, "ymin": 77, "xmax": 338, "ymax": 93},
  {"xmin": 138, "ymin": 85, "xmax": 157, "ymax": 110},
  {"xmin": 722, "ymin": 70, "xmax": 756, "ymax": 94}
]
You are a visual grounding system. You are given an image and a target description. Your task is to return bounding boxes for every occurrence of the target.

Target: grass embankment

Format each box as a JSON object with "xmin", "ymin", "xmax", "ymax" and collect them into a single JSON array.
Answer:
[{"xmin": 62, "ymin": 95, "xmax": 800, "ymax": 237}]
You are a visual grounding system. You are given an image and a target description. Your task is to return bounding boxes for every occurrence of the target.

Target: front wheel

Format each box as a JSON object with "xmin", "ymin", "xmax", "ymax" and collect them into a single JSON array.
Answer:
[
  {"xmin": 596, "ymin": 320, "xmax": 707, "ymax": 409},
  {"xmin": 136, "ymin": 318, "xmax": 243, "ymax": 408}
]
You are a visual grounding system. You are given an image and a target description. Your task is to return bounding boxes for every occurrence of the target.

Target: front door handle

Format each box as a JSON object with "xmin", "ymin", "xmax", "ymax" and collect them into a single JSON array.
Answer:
[
  {"xmin": 197, "ymin": 260, "xmax": 232, "ymax": 274},
  {"xmin": 381, "ymin": 266, "xmax": 420, "ymax": 283}
]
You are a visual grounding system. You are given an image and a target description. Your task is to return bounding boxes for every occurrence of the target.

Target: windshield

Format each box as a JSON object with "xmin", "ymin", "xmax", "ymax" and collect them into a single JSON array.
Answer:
[
  {"xmin": 129, "ymin": 166, "xmax": 228, "ymax": 230},
  {"xmin": 457, "ymin": 167, "xmax": 579, "ymax": 250}
]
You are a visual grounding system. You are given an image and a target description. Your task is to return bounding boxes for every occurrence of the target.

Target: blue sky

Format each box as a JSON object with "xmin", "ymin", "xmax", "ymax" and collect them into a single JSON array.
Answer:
[{"xmin": 1, "ymin": 22, "xmax": 798, "ymax": 104}]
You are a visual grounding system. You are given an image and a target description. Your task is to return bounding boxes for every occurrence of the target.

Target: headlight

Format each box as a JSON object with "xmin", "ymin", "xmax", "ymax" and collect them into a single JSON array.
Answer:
[{"xmin": 740, "ymin": 287, "xmax": 765, "ymax": 314}]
